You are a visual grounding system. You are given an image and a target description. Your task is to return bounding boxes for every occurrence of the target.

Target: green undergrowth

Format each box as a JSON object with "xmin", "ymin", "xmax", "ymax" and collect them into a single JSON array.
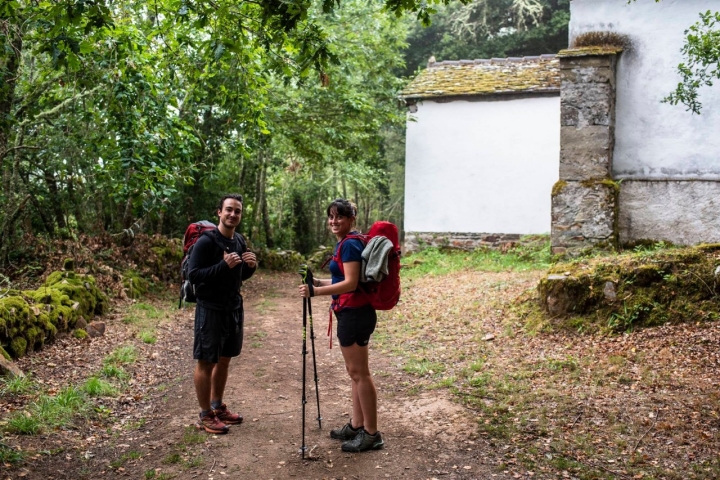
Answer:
[
  {"xmin": 122, "ymin": 296, "xmax": 175, "ymax": 343},
  {"xmin": 256, "ymin": 248, "xmax": 305, "ymax": 271},
  {"xmin": 402, "ymin": 235, "xmax": 553, "ymax": 280},
  {"xmin": 523, "ymin": 242, "xmax": 720, "ymax": 334},
  {"xmin": 4, "ymin": 385, "xmax": 87, "ymax": 435},
  {"xmin": 0, "ymin": 344, "xmax": 138, "ymax": 438}
]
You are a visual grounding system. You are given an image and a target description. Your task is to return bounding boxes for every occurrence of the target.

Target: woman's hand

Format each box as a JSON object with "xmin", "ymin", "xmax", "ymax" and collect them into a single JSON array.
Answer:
[{"xmin": 299, "ymin": 284, "xmax": 312, "ymax": 298}]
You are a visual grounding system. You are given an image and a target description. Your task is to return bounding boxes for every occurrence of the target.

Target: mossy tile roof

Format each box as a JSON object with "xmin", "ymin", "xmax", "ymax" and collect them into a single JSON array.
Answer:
[{"xmin": 401, "ymin": 55, "xmax": 560, "ymax": 100}]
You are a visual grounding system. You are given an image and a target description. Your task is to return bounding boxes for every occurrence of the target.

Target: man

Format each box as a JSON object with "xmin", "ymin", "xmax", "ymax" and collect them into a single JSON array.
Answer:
[{"xmin": 187, "ymin": 193, "xmax": 257, "ymax": 434}]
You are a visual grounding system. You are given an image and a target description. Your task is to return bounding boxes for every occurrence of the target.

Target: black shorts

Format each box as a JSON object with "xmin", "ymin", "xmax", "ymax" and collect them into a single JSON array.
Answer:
[
  {"xmin": 335, "ymin": 304, "xmax": 377, "ymax": 347},
  {"xmin": 193, "ymin": 305, "xmax": 244, "ymax": 363}
]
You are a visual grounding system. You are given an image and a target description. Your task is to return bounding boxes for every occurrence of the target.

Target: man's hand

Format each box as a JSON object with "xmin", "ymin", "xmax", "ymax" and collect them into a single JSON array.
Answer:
[
  {"xmin": 241, "ymin": 251, "xmax": 257, "ymax": 269},
  {"xmin": 223, "ymin": 251, "xmax": 242, "ymax": 268}
]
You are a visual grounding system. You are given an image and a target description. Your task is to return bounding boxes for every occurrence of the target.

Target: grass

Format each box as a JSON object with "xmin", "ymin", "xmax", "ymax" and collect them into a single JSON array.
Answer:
[
  {"xmin": 104, "ymin": 345, "xmax": 138, "ymax": 366},
  {"xmin": 0, "ymin": 374, "xmax": 36, "ymax": 396},
  {"xmin": 255, "ymin": 299, "xmax": 276, "ymax": 314},
  {"xmin": 140, "ymin": 331, "xmax": 157, "ymax": 344},
  {"xmin": 4, "ymin": 343, "xmax": 143, "ymax": 436},
  {"xmin": 121, "ymin": 298, "xmax": 173, "ymax": 343},
  {"xmin": 6, "ymin": 386, "xmax": 86, "ymax": 435},
  {"xmin": 144, "ymin": 472, "xmax": 172, "ymax": 480},
  {"xmin": 402, "ymin": 235, "xmax": 553, "ymax": 280},
  {"xmin": 83, "ymin": 377, "xmax": 119, "ymax": 397},
  {"xmin": 403, "ymin": 357, "xmax": 445, "ymax": 376},
  {"xmin": 101, "ymin": 363, "xmax": 129, "ymax": 379},
  {"xmin": 163, "ymin": 453, "xmax": 181, "ymax": 464},
  {"xmin": 110, "ymin": 451, "xmax": 143, "ymax": 469},
  {"xmin": 250, "ymin": 330, "xmax": 268, "ymax": 348},
  {"xmin": 0, "ymin": 442, "xmax": 24, "ymax": 463}
]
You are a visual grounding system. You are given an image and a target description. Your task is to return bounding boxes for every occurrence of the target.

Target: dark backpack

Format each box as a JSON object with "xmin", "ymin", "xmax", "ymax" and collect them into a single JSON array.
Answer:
[
  {"xmin": 331, "ymin": 221, "xmax": 401, "ymax": 311},
  {"xmin": 178, "ymin": 221, "xmax": 246, "ymax": 308}
]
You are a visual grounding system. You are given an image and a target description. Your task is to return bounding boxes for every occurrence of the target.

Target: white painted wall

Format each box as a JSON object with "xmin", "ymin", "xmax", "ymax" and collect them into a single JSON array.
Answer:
[
  {"xmin": 404, "ymin": 96, "xmax": 560, "ymax": 234},
  {"xmin": 570, "ymin": 0, "xmax": 720, "ymax": 179},
  {"xmin": 571, "ymin": 0, "xmax": 720, "ymax": 244}
]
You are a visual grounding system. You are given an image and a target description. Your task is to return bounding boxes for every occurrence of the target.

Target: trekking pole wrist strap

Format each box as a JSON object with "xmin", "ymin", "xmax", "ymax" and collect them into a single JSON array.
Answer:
[{"xmin": 308, "ymin": 284, "xmax": 315, "ymax": 297}]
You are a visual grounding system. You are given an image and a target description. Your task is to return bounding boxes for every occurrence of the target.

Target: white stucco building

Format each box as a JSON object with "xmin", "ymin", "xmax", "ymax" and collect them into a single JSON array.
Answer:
[
  {"xmin": 570, "ymin": 0, "xmax": 720, "ymax": 245},
  {"xmin": 401, "ymin": 56, "xmax": 561, "ymax": 250}
]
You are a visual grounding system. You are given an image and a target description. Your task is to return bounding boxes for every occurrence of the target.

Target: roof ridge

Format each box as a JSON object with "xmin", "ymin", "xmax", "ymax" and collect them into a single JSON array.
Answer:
[{"xmin": 428, "ymin": 53, "xmax": 557, "ymax": 68}]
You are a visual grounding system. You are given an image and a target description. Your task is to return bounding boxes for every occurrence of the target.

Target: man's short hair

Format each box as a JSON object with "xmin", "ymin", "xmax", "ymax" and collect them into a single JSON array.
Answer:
[{"xmin": 217, "ymin": 194, "xmax": 243, "ymax": 211}]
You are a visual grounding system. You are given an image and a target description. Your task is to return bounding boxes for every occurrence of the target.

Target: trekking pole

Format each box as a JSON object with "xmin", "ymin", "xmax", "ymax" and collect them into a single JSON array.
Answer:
[
  {"xmin": 306, "ymin": 295, "xmax": 322, "ymax": 429},
  {"xmin": 301, "ymin": 296, "xmax": 308, "ymax": 458}
]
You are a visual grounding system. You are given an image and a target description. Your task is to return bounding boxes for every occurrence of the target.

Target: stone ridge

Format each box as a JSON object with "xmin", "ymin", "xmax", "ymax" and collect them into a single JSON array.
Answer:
[
  {"xmin": 400, "ymin": 54, "xmax": 560, "ymax": 100},
  {"xmin": 557, "ymin": 46, "xmax": 624, "ymax": 58}
]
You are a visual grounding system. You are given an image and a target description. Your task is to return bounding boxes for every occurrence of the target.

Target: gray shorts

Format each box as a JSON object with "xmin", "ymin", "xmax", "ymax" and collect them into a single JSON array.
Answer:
[{"xmin": 193, "ymin": 305, "xmax": 244, "ymax": 363}]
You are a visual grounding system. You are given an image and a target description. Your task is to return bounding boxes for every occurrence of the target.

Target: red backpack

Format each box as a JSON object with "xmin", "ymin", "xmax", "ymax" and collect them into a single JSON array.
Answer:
[
  {"xmin": 331, "ymin": 221, "xmax": 401, "ymax": 311},
  {"xmin": 178, "ymin": 221, "xmax": 248, "ymax": 307},
  {"xmin": 179, "ymin": 221, "xmax": 217, "ymax": 307}
]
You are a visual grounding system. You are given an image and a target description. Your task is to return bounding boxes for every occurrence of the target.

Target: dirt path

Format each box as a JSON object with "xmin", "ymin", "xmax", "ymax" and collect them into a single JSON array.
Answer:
[{"xmin": 4, "ymin": 271, "xmax": 506, "ymax": 480}]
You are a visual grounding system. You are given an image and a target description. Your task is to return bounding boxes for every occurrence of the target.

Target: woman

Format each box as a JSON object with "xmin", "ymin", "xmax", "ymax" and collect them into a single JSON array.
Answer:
[{"xmin": 298, "ymin": 198, "xmax": 384, "ymax": 452}]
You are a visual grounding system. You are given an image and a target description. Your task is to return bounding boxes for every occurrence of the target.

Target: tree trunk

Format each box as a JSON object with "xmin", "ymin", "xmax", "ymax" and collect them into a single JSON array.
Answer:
[
  {"xmin": 122, "ymin": 197, "xmax": 134, "ymax": 230},
  {"xmin": 259, "ymin": 155, "xmax": 274, "ymax": 248},
  {"xmin": 251, "ymin": 158, "xmax": 262, "ymax": 241},
  {"xmin": 0, "ymin": 21, "xmax": 22, "ymax": 198},
  {"xmin": 0, "ymin": 194, "xmax": 30, "ymax": 266},
  {"xmin": 66, "ymin": 165, "xmax": 85, "ymax": 232},
  {"xmin": 364, "ymin": 198, "xmax": 371, "ymax": 232},
  {"xmin": 156, "ymin": 209, "xmax": 165, "ymax": 235},
  {"xmin": 43, "ymin": 168, "xmax": 67, "ymax": 229}
]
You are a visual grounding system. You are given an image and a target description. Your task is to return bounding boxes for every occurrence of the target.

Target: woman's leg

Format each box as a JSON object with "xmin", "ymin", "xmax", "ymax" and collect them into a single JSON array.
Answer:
[
  {"xmin": 340, "ymin": 343, "xmax": 377, "ymax": 433},
  {"xmin": 350, "ymin": 378, "xmax": 363, "ymax": 428}
]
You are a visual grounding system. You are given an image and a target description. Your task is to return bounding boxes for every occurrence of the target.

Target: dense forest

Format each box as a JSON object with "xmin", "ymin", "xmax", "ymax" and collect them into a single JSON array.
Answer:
[{"xmin": 1, "ymin": 0, "xmax": 571, "ymax": 266}]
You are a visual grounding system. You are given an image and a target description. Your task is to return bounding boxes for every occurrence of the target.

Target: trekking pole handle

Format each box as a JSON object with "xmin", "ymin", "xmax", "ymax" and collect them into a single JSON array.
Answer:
[{"xmin": 299, "ymin": 264, "xmax": 315, "ymax": 297}]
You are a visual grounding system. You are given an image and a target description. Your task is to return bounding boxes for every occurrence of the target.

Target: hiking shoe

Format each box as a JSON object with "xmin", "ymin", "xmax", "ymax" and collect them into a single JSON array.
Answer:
[
  {"xmin": 213, "ymin": 403, "xmax": 243, "ymax": 425},
  {"xmin": 196, "ymin": 412, "xmax": 229, "ymax": 434},
  {"xmin": 341, "ymin": 429, "xmax": 384, "ymax": 452},
  {"xmin": 330, "ymin": 422, "xmax": 362, "ymax": 440}
]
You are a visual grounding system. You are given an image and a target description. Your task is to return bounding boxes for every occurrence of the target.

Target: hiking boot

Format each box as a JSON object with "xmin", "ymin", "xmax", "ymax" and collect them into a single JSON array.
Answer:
[
  {"xmin": 341, "ymin": 429, "xmax": 384, "ymax": 452},
  {"xmin": 213, "ymin": 403, "xmax": 243, "ymax": 425},
  {"xmin": 330, "ymin": 422, "xmax": 362, "ymax": 441},
  {"xmin": 196, "ymin": 412, "xmax": 229, "ymax": 434}
]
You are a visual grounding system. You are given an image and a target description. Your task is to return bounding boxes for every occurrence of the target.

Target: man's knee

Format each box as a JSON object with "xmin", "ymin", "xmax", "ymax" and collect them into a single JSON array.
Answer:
[{"xmin": 196, "ymin": 359, "xmax": 215, "ymax": 375}]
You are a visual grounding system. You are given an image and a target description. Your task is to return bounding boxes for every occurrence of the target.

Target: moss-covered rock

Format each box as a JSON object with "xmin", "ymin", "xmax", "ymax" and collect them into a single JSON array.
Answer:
[
  {"xmin": 535, "ymin": 244, "xmax": 720, "ymax": 333},
  {"xmin": 307, "ymin": 246, "xmax": 334, "ymax": 272},
  {"xmin": 45, "ymin": 270, "xmax": 109, "ymax": 316},
  {"xmin": 0, "ymin": 346, "xmax": 11, "ymax": 361},
  {"xmin": 73, "ymin": 329, "xmax": 88, "ymax": 339},
  {"xmin": 10, "ymin": 337, "xmax": 27, "ymax": 358},
  {"xmin": 123, "ymin": 270, "xmax": 150, "ymax": 298},
  {"xmin": 256, "ymin": 248, "xmax": 305, "ymax": 272},
  {"xmin": 0, "ymin": 271, "xmax": 108, "ymax": 359}
]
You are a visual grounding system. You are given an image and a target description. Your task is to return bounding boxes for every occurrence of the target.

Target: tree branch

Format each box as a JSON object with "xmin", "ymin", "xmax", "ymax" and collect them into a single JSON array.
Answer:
[{"xmin": 17, "ymin": 85, "xmax": 103, "ymax": 127}]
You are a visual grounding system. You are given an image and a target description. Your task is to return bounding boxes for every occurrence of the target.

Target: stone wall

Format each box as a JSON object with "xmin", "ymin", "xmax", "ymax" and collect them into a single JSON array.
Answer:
[
  {"xmin": 404, "ymin": 232, "xmax": 521, "ymax": 253},
  {"xmin": 551, "ymin": 49, "xmax": 621, "ymax": 255}
]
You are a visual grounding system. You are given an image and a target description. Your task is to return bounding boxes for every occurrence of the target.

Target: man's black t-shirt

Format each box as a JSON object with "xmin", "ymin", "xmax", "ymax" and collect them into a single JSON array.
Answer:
[{"xmin": 187, "ymin": 229, "xmax": 255, "ymax": 311}]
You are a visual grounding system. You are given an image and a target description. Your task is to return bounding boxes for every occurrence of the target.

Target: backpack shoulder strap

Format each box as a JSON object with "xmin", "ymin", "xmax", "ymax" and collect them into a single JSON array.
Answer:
[
  {"xmin": 333, "ymin": 234, "xmax": 366, "ymax": 274},
  {"xmin": 234, "ymin": 232, "xmax": 248, "ymax": 253}
]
